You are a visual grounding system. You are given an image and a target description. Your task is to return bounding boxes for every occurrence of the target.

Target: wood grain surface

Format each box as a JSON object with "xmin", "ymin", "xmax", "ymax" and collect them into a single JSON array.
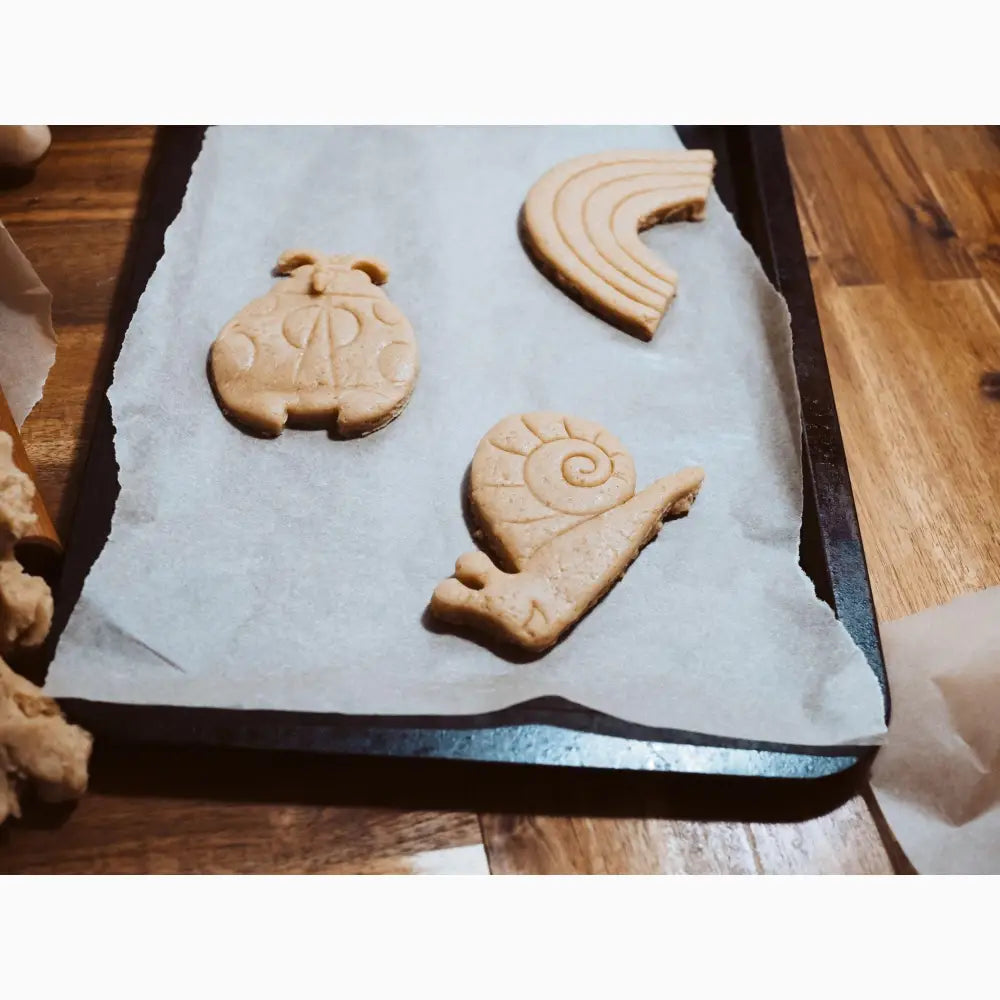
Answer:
[{"xmin": 1, "ymin": 126, "xmax": 998, "ymax": 874}]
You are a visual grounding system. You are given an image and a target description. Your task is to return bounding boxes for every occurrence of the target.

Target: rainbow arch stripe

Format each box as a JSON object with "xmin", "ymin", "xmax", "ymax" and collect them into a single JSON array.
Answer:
[{"xmin": 521, "ymin": 149, "xmax": 716, "ymax": 340}]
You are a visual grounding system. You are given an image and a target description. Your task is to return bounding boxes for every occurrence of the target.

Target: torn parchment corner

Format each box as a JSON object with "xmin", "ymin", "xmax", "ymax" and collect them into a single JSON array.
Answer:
[
  {"xmin": 0, "ymin": 221, "xmax": 56, "ymax": 426},
  {"xmin": 871, "ymin": 586, "xmax": 1000, "ymax": 874}
]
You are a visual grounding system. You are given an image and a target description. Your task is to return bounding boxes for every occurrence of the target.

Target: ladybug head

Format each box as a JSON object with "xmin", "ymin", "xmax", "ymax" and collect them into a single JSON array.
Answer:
[{"xmin": 276, "ymin": 250, "xmax": 390, "ymax": 295}]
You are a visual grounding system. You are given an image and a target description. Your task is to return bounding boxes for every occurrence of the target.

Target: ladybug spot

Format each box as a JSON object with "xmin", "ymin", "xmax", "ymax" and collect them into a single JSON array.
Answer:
[
  {"xmin": 329, "ymin": 307, "xmax": 361, "ymax": 347},
  {"xmin": 373, "ymin": 300, "xmax": 404, "ymax": 326},
  {"xmin": 214, "ymin": 330, "xmax": 256, "ymax": 378},
  {"xmin": 378, "ymin": 342, "xmax": 414, "ymax": 383}
]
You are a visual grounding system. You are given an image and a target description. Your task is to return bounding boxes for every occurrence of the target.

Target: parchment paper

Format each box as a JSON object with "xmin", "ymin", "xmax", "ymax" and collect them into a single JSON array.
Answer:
[
  {"xmin": 871, "ymin": 587, "xmax": 1000, "ymax": 873},
  {"xmin": 0, "ymin": 222, "xmax": 56, "ymax": 425},
  {"xmin": 44, "ymin": 126, "xmax": 887, "ymax": 747}
]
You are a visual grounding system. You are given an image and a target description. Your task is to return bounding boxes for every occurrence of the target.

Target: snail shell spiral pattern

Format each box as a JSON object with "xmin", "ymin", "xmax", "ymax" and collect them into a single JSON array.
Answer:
[
  {"xmin": 433, "ymin": 412, "xmax": 705, "ymax": 653},
  {"xmin": 470, "ymin": 413, "xmax": 636, "ymax": 570}
]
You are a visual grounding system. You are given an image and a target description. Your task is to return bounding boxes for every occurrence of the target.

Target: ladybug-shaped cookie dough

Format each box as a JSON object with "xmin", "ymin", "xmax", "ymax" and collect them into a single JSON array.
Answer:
[{"xmin": 209, "ymin": 250, "xmax": 418, "ymax": 437}]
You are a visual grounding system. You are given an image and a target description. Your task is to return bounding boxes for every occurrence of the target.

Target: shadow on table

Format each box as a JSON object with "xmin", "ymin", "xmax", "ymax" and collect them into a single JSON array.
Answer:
[{"xmin": 11, "ymin": 739, "xmax": 878, "ymax": 832}]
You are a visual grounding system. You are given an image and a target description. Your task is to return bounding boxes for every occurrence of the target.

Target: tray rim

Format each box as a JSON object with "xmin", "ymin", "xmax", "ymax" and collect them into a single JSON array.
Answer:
[{"xmin": 40, "ymin": 124, "xmax": 888, "ymax": 781}]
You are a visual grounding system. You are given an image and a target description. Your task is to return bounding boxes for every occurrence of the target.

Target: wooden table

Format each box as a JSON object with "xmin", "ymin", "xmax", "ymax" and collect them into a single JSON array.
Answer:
[{"xmin": 2, "ymin": 126, "xmax": 998, "ymax": 874}]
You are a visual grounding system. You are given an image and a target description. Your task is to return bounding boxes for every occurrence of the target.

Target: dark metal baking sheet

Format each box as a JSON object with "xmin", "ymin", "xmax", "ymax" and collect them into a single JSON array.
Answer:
[{"xmin": 41, "ymin": 125, "xmax": 889, "ymax": 780}]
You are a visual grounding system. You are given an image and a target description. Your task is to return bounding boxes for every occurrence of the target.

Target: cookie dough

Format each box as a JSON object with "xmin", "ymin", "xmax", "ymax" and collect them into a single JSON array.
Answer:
[
  {"xmin": 521, "ymin": 149, "xmax": 716, "ymax": 340},
  {"xmin": 0, "ymin": 432, "xmax": 89, "ymax": 824},
  {"xmin": 0, "ymin": 431, "xmax": 52, "ymax": 652},
  {"xmin": 1, "ymin": 654, "xmax": 92, "ymax": 824},
  {"xmin": 210, "ymin": 250, "xmax": 419, "ymax": 437},
  {"xmin": 431, "ymin": 412, "xmax": 704, "ymax": 652}
]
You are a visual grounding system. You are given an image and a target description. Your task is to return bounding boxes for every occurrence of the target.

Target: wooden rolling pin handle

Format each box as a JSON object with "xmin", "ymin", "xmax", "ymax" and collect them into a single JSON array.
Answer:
[{"xmin": 0, "ymin": 387, "xmax": 61, "ymax": 552}]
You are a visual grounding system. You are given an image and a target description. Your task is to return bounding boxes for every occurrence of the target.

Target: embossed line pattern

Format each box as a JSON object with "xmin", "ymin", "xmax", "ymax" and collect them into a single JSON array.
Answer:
[
  {"xmin": 471, "ymin": 412, "xmax": 636, "ymax": 567},
  {"xmin": 208, "ymin": 252, "xmax": 420, "ymax": 437},
  {"xmin": 523, "ymin": 150, "xmax": 715, "ymax": 335}
]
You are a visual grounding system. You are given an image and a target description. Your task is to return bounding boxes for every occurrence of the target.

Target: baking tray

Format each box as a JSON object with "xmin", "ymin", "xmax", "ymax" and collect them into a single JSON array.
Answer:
[{"xmin": 41, "ymin": 125, "xmax": 889, "ymax": 780}]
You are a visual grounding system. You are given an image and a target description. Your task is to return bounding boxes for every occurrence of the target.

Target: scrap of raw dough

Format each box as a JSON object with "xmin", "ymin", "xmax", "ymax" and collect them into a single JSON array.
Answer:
[
  {"xmin": 431, "ymin": 412, "xmax": 704, "ymax": 652},
  {"xmin": 0, "ymin": 433, "xmax": 90, "ymax": 824},
  {"xmin": 521, "ymin": 149, "xmax": 716, "ymax": 340},
  {"xmin": 0, "ymin": 431, "xmax": 53, "ymax": 652},
  {"xmin": 0, "ymin": 654, "xmax": 92, "ymax": 824},
  {"xmin": 209, "ymin": 250, "xmax": 419, "ymax": 437}
]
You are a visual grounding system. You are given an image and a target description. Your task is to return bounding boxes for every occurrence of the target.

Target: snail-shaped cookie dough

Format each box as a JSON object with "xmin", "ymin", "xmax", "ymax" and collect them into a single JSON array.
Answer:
[
  {"xmin": 210, "ymin": 250, "xmax": 418, "ymax": 437},
  {"xmin": 521, "ymin": 150, "xmax": 716, "ymax": 340},
  {"xmin": 431, "ymin": 413, "xmax": 703, "ymax": 652}
]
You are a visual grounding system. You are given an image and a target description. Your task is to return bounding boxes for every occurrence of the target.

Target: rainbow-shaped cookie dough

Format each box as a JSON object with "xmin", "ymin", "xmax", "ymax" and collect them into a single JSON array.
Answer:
[{"xmin": 521, "ymin": 149, "xmax": 716, "ymax": 340}]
